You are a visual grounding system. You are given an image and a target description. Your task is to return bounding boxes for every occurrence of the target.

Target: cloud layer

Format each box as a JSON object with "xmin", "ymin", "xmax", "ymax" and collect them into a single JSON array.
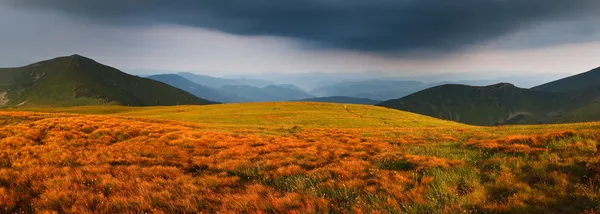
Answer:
[{"xmin": 3, "ymin": 0, "xmax": 600, "ymax": 53}]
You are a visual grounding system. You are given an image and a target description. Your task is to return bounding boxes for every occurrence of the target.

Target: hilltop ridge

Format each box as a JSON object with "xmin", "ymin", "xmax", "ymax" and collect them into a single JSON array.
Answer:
[
  {"xmin": 532, "ymin": 67, "xmax": 600, "ymax": 92},
  {"xmin": 378, "ymin": 83, "xmax": 564, "ymax": 125}
]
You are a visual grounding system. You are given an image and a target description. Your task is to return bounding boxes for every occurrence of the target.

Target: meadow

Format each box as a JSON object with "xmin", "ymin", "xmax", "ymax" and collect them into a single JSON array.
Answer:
[{"xmin": 2, "ymin": 102, "xmax": 600, "ymax": 213}]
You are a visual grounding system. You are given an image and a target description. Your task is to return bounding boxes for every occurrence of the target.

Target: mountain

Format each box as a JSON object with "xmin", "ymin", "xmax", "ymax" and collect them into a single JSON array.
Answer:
[
  {"xmin": 296, "ymin": 96, "xmax": 381, "ymax": 105},
  {"xmin": 549, "ymin": 85, "xmax": 600, "ymax": 122},
  {"xmin": 277, "ymin": 84, "xmax": 306, "ymax": 91},
  {"xmin": 0, "ymin": 55, "xmax": 212, "ymax": 107},
  {"xmin": 149, "ymin": 74, "xmax": 313, "ymax": 102},
  {"xmin": 532, "ymin": 67, "xmax": 600, "ymax": 92},
  {"xmin": 235, "ymin": 78, "xmax": 276, "ymax": 88},
  {"xmin": 226, "ymin": 71, "xmax": 570, "ymax": 90},
  {"xmin": 177, "ymin": 72, "xmax": 274, "ymax": 88},
  {"xmin": 224, "ymin": 71, "xmax": 392, "ymax": 90},
  {"xmin": 218, "ymin": 85, "xmax": 315, "ymax": 102},
  {"xmin": 528, "ymin": 67, "xmax": 600, "ymax": 123},
  {"xmin": 310, "ymin": 80, "xmax": 430, "ymax": 101},
  {"xmin": 377, "ymin": 65, "xmax": 600, "ymax": 126},
  {"xmin": 147, "ymin": 74, "xmax": 243, "ymax": 103},
  {"xmin": 262, "ymin": 85, "xmax": 315, "ymax": 100},
  {"xmin": 552, "ymin": 100, "xmax": 600, "ymax": 123},
  {"xmin": 378, "ymin": 83, "xmax": 566, "ymax": 125},
  {"xmin": 398, "ymin": 72, "xmax": 571, "ymax": 88},
  {"xmin": 307, "ymin": 76, "xmax": 570, "ymax": 101}
]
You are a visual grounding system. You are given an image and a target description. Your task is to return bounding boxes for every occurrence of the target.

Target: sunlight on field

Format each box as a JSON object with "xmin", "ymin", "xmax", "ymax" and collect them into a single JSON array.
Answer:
[
  {"xmin": 2, "ymin": 103, "xmax": 600, "ymax": 213},
  {"xmin": 19, "ymin": 102, "xmax": 464, "ymax": 129}
]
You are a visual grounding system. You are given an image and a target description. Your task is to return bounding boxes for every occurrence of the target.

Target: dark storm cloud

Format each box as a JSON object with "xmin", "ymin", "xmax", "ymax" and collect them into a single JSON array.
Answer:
[{"xmin": 3, "ymin": 0, "xmax": 600, "ymax": 53}]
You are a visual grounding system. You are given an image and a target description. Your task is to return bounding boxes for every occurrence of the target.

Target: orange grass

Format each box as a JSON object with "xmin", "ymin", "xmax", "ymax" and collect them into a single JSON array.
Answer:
[{"xmin": 1, "ymin": 110, "xmax": 600, "ymax": 213}]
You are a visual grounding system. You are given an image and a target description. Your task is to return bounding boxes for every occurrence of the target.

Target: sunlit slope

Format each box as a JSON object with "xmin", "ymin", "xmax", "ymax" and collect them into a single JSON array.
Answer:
[{"xmin": 20, "ymin": 102, "xmax": 465, "ymax": 128}]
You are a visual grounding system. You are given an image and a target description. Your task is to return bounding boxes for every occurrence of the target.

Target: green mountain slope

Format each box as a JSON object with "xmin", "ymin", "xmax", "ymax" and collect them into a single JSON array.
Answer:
[
  {"xmin": 532, "ymin": 67, "xmax": 600, "ymax": 92},
  {"xmin": 0, "ymin": 55, "xmax": 212, "ymax": 107},
  {"xmin": 296, "ymin": 96, "xmax": 381, "ymax": 105},
  {"xmin": 379, "ymin": 65, "xmax": 600, "ymax": 126},
  {"xmin": 378, "ymin": 83, "xmax": 566, "ymax": 125},
  {"xmin": 147, "ymin": 74, "xmax": 242, "ymax": 103},
  {"xmin": 552, "ymin": 101, "xmax": 600, "ymax": 123}
]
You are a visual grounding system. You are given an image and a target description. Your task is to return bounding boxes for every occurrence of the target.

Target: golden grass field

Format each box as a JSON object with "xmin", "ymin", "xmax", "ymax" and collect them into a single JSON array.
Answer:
[{"xmin": 2, "ymin": 102, "xmax": 600, "ymax": 213}]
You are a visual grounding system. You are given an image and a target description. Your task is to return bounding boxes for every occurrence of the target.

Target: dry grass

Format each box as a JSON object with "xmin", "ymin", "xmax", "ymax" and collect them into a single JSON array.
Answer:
[{"xmin": 1, "ymin": 103, "xmax": 600, "ymax": 213}]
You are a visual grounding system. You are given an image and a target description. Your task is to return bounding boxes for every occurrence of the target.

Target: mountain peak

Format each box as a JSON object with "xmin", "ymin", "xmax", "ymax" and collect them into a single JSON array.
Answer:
[
  {"xmin": 69, "ymin": 54, "xmax": 85, "ymax": 58},
  {"xmin": 60, "ymin": 54, "xmax": 100, "ymax": 69},
  {"xmin": 1, "ymin": 55, "xmax": 212, "ymax": 107},
  {"xmin": 66, "ymin": 54, "xmax": 95, "ymax": 62},
  {"xmin": 488, "ymin": 82, "xmax": 516, "ymax": 89}
]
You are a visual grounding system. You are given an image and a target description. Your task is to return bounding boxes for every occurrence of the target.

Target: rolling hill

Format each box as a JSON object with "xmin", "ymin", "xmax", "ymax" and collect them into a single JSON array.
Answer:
[
  {"xmin": 0, "ymin": 55, "xmax": 212, "ymax": 107},
  {"xmin": 17, "ymin": 102, "xmax": 459, "ymax": 128},
  {"xmin": 529, "ymin": 67, "xmax": 600, "ymax": 123},
  {"xmin": 296, "ymin": 96, "xmax": 381, "ymax": 105},
  {"xmin": 379, "ymin": 66, "xmax": 600, "ymax": 126},
  {"xmin": 147, "ymin": 74, "xmax": 243, "ymax": 103},
  {"xmin": 378, "ymin": 83, "xmax": 565, "ymax": 125}
]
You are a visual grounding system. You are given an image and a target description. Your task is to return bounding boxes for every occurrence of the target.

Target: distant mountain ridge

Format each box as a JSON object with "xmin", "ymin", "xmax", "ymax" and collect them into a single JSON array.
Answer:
[
  {"xmin": 149, "ymin": 73, "xmax": 315, "ymax": 102},
  {"xmin": 150, "ymin": 72, "xmax": 576, "ymax": 104},
  {"xmin": 310, "ymin": 80, "xmax": 430, "ymax": 101},
  {"xmin": 177, "ymin": 72, "xmax": 274, "ymax": 88},
  {"xmin": 218, "ymin": 84, "xmax": 315, "ymax": 102},
  {"xmin": 147, "ymin": 74, "xmax": 244, "ymax": 103},
  {"xmin": 0, "ymin": 55, "xmax": 212, "ymax": 107},
  {"xmin": 307, "ymin": 78, "xmax": 556, "ymax": 101}
]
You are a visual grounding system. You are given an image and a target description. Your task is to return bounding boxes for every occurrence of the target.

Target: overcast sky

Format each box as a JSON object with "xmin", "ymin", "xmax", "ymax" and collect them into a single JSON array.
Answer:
[{"xmin": 1, "ymin": 0, "xmax": 599, "ymax": 76}]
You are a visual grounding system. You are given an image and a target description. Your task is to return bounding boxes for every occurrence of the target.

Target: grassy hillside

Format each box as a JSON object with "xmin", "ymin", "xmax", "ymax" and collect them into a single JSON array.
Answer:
[
  {"xmin": 19, "ymin": 102, "xmax": 460, "ymax": 128},
  {"xmin": 378, "ymin": 83, "xmax": 565, "ymax": 125},
  {"xmin": 532, "ymin": 67, "xmax": 600, "ymax": 92},
  {"xmin": 0, "ymin": 55, "xmax": 212, "ymax": 107},
  {"xmin": 2, "ymin": 103, "xmax": 600, "ymax": 213},
  {"xmin": 553, "ymin": 101, "xmax": 600, "ymax": 123},
  {"xmin": 529, "ymin": 67, "xmax": 600, "ymax": 123}
]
